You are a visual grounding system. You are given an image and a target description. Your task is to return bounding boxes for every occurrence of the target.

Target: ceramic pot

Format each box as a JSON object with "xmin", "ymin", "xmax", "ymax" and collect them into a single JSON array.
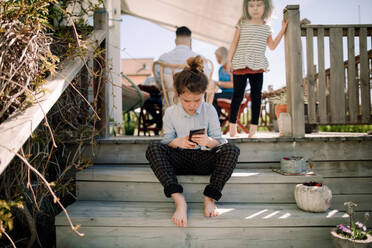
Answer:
[
  {"xmin": 294, "ymin": 184, "xmax": 332, "ymax": 212},
  {"xmin": 331, "ymin": 229, "xmax": 372, "ymax": 248},
  {"xmin": 274, "ymin": 104, "xmax": 287, "ymax": 120}
]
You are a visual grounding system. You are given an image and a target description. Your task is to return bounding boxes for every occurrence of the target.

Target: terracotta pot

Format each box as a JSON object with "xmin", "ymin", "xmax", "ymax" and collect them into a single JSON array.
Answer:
[
  {"xmin": 294, "ymin": 184, "xmax": 332, "ymax": 212},
  {"xmin": 275, "ymin": 104, "xmax": 287, "ymax": 120},
  {"xmin": 331, "ymin": 230, "xmax": 372, "ymax": 248}
]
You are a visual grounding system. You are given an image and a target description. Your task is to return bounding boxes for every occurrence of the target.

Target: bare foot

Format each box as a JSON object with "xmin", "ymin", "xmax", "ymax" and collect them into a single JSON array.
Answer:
[
  {"xmin": 229, "ymin": 123, "xmax": 237, "ymax": 137},
  {"xmin": 171, "ymin": 193, "xmax": 188, "ymax": 227},
  {"xmin": 248, "ymin": 124, "xmax": 257, "ymax": 138},
  {"xmin": 204, "ymin": 196, "xmax": 219, "ymax": 217}
]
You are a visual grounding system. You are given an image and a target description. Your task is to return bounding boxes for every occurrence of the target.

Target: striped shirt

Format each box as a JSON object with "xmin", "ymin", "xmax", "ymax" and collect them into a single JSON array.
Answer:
[{"xmin": 232, "ymin": 19, "xmax": 272, "ymax": 71}]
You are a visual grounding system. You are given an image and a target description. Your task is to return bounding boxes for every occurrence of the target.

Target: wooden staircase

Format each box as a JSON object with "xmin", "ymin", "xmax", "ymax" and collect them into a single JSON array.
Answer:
[{"xmin": 55, "ymin": 134, "xmax": 372, "ymax": 248}]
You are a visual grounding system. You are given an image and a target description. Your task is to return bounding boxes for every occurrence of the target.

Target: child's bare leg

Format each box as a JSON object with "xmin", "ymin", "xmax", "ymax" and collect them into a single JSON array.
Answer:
[
  {"xmin": 171, "ymin": 193, "xmax": 188, "ymax": 227},
  {"xmin": 204, "ymin": 196, "xmax": 219, "ymax": 218},
  {"xmin": 229, "ymin": 123, "xmax": 237, "ymax": 137},
  {"xmin": 248, "ymin": 124, "xmax": 257, "ymax": 138}
]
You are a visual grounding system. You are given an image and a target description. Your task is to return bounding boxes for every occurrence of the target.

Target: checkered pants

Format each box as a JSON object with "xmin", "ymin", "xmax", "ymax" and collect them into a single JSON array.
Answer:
[{"xmin": 145, "ymin": 142, "xmax": 240, "ymax": 201}]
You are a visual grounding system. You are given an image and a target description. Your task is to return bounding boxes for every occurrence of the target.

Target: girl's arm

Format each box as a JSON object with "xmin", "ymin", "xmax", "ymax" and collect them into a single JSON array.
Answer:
[
  {"xmin": 225, "ymin": 22, "xmax": 241, "ymax": 73},
  {"xmin": 267, "ymin": 20, "xmax": 288, "ymax": 51}
]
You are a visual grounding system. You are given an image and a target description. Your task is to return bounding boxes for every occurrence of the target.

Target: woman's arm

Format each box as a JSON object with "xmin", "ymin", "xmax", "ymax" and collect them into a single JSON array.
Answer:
[
  {"xmin": 217, "ymin": 80, "xmax": 233, "ymax": 88},
  {"xmin": 267, "ymin": 20, "xmax": 288, "ymax": 51}
]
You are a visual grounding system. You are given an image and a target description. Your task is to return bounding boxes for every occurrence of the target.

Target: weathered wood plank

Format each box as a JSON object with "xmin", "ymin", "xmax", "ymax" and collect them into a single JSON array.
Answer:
[
  {"xmin": 359, "ymin": 27, "xmax": 371, "ymax": 123},
  {"xmin": 347, "ymin": 28, "xmax": 358, "ymax": 123},
  {"xmin": 306, "ymin": 27, "xmax": 317, "ymax": 123},
  {"xmin": 284, "ymin": 5, "xmax": 305, "ymax": 137},
  {"xmin": 56, "ymin": 202, "xmax": 347, "ymax": 227},
  {"xmin": 57, "ymin": 226, "xmax": 335, "ymax": 248},
  {"xmin": 329, "ymin": 28, "xmax": 346, "ymax": 123},
  {"xmin": 332, "ymin": 195, "xmax": 372, "ymax": 212},
  {"xmin": 85, "ymin": 140, "xmax": 372, "ymax": 163},
  {"xmin": 77, "ymin": 167, "xmax": 321, "ymax": 184},
  {"xmin": 77, "ymin": 181, "xmax": 300, "ymax": 203},
  {"xmin": 317, "ymin": 28, "xmax": 327, "ymax": 124},
  {"xmin": 312, "ymin": 161, "xmax": 372, "ymax": 177},
  {"xmin": 325, "ymin": 178, "xmax": 372, "ymax": 194}
]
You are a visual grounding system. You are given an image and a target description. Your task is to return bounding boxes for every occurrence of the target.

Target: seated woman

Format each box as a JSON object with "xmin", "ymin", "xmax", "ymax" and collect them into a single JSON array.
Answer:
[{"xmin": 212, "ymin": 47, "xmax": 234, "ymax": 124}]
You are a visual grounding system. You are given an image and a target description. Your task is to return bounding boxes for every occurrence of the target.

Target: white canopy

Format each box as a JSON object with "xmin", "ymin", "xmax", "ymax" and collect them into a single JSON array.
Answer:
[{"xmin": 121, "ymin": 0, "xmax": 243, "ymax": 47}]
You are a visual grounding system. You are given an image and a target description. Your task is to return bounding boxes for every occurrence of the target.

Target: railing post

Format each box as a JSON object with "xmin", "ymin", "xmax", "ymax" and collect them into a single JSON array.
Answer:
[
  {"xmin": 283, "ymin": 5, "xmax": 305, "ymax": 138},
  {"xmin": 94, "ymin": 8, "xmax": 109, "ymax": 138}
]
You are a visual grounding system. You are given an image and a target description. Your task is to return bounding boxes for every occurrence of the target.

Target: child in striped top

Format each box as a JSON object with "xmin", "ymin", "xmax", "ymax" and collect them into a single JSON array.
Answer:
[{"xmin": 226, "ymin": 0, "xmax": 288, "ymax": 137}]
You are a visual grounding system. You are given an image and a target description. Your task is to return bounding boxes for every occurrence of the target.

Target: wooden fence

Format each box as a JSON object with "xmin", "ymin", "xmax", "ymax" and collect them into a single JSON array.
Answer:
[{"xmin": 284, "ymin": 5, "xmax": 372, "ymax": 137}]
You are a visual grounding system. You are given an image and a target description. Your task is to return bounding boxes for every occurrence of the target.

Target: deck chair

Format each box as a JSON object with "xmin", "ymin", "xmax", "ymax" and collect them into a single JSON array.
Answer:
[
  {"xmin": 152, "ymin": 61, "xmax": 186, "ymax": 108},
  {"xmin": 217, "ymin": 92, "xmax": 251, "ymax": 134},
  {"xmin": 121, "ymin": 73, "xmax": 150, "ymax": 113},
  {"xmin": 153, "ymin": 58, "xmax": 215, "ymax": 108},
  {"xmin": 121, "ymin": 73, "xmax": 152, "ymax": 135},
  {"xmin": 203, "ymin": 58, "xmax": 215, "ymax": 104}
]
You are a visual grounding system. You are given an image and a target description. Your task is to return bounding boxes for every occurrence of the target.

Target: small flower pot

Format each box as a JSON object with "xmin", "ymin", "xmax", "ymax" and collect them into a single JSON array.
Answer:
[
  {"xmin": 331, "ymin": 229, "xmax": 372, "ymax": 248},
  {"xmin": 274, "ymin": 104, "xmax": 287, "ymax": 120},
  {"xmin": 294, "ymin": 183, "xmax": 332, "ymax": 212}
]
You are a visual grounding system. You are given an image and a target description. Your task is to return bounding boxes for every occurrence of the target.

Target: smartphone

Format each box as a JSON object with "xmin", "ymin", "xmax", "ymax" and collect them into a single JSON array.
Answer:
[{"xmin": 188, "ymin": 128, "xmax": 205, "ymax": 143}]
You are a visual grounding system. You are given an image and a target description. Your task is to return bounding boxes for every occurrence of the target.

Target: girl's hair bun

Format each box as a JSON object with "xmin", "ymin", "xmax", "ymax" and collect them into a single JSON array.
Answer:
[{"xmin": 186, "ymin": 55, "xmax": 204, "ymax": 72}]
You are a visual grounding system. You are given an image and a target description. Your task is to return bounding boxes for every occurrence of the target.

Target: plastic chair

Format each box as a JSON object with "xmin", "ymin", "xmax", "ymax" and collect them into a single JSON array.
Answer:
[{"xmin": 217, "ymin": 92, "xmax": 251, "ymax": 134}]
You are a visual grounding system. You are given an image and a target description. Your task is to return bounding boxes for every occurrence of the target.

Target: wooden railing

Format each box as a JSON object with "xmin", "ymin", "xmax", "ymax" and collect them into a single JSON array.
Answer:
[
  {"xmin": 284, "ymin": 5, "xmax": 372, "ymax": 137},
  {"xmin": 0, "ymin": 10, "xmax": 108, "ymax": 175}
]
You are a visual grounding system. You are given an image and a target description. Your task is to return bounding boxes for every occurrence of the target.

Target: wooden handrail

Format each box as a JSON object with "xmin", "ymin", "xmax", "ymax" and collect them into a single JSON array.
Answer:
[
  {"xmin": 0, "ymin": 29, "xmax": 106, "ymax": 175},
  {"xmin": 300, "ymin": 24, "xmax": 372, "ymax": 37},
  {"xmin": 314, "ymin": 49, "xmax": 372, "ymax": 79}
]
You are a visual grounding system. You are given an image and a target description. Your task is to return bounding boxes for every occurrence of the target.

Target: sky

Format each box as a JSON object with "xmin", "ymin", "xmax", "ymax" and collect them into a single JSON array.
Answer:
[{"xmin": 120, "ymin": 0, "xmax": 372, "ymax": 91}]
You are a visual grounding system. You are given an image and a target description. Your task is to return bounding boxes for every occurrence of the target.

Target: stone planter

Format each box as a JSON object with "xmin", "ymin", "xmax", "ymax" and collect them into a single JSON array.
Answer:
[
  {"xmin": 331, "ymin": 229, "xmax": 372, "ymax": 248},
  {"xmin": 294, "ymin": 183, "xmax": 332, "ymax": 212}
]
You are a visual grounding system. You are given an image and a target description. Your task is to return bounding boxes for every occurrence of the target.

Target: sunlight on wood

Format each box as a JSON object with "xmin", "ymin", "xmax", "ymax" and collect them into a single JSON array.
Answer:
[
  {"xmin": 279, "ymin": 213, "xmax": 291, "ymax": 219},
  {"xmin": 245, "ymin": 209, "xmax": 268, "ymax": 219},
  {"xmin": 327, "ymin": 209, "xmax": 339, "ymax": 218},
  {"xmin": 231, "ymin": 172, "xmax": 260, "ymax": 177},
  {"xmin": 216, "ymin": 208, "xmax": 235, "ymax": 215},
  {"xmin": 263, "ymin": 211, "xmax": 281, "ymax": 219}
]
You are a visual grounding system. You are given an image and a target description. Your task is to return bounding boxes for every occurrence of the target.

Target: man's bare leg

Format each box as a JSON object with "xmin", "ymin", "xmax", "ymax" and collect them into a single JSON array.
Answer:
[
  {"xmin": 171, "ymin": 193, "xmax": 188, "ymax": 227},
  {"xmin": 204, "ymin": 196, "xmax": 219, "ymax": 217}
]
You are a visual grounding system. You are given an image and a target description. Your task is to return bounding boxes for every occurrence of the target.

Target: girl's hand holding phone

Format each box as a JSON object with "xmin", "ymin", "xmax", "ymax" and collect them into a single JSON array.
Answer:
[
  {"xmin": 172, "ymin": 136, "xmax": 196, "ymax": 149},
  {"xmin": 190, "ymin": 131, "xmax": 211, "ymax": 147}
]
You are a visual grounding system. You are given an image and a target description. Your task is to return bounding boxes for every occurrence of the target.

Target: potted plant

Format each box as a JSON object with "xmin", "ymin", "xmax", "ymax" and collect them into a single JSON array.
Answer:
[
  {"xmin": 269, "ymin": 92, "xmax": 287, "ymax": 120},
  {"xmin": 331, "ymin": 202, "xmax": 372, "ymax": 248},
  {"xmin": 294, "ymin": 181, "xmax": 332, "ymax": 212}
]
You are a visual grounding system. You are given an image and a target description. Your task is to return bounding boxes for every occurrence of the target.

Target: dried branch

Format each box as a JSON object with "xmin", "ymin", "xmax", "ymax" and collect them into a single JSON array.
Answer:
[{"xmin": 0, "ymin": 145, "xmax": 85, "ymax": 237}]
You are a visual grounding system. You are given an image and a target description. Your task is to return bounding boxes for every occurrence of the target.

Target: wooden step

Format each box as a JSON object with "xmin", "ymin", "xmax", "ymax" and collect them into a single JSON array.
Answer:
[
  {"xmin": 77, "ymin": 166, "xmax": 323, "ymax": 203},
  {"xmin": 56, "ymin": 201, "xmax": 348, "ymax": 248},
  {"xmin": 83, "ymin": 136, "xmax": 372, "ymax": 164}
]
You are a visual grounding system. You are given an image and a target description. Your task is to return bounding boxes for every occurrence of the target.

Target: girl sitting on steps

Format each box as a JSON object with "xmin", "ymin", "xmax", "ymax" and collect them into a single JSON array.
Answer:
[{"xmin": 146, "ymin": 56, "xmax": 240, "ymax": 228}]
